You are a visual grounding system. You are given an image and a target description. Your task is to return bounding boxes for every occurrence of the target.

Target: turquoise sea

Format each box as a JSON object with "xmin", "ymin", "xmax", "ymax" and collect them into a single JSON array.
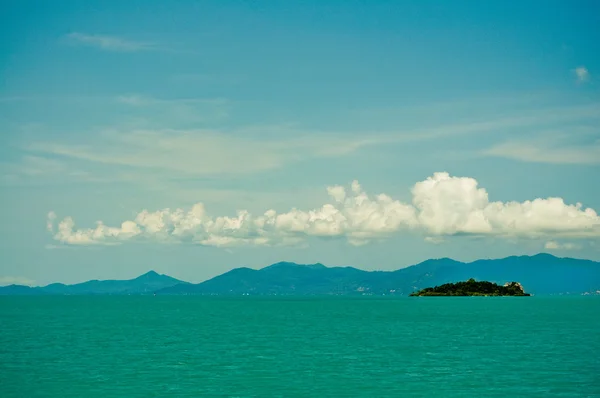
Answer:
[{"xmin": 1, "ymin": 297, "xmax": 599, "ymax": 397}]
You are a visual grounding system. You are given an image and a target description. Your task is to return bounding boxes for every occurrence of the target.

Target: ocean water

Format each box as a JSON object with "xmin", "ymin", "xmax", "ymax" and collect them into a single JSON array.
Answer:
[{"xmin": 1, "ymin": 297, "xmax": 599, "ymax": 397}]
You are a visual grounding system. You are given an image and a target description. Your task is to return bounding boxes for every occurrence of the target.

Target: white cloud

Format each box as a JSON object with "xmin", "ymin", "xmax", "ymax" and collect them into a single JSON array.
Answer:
[
  {"xmin": 544, "ymin": 241, "xmax": 582, "ymax": 251},
  {"xmin": 114, "ymin": 95, "xmax": 230, "ymax": 124},
  {"xmin": 424, "ymin": 236, "xmax": 445, "ymax": 244},
  {"xmin": 0, "ymin": 276, "xmax": 35, "ymax": 286},
  {"xmin": 0, "ymin": 156, "xmax": 108, "ymax": 185},
  {"xmin": 24, "ymin": 101, "xmax": 600, "ymax": 177},
  {"xmin": 27, "ymin": 129, "xmax": 374, "ymax": 176},
  {"xmin": 116, "ymin": 95, "xmax": 227, "ymax": 107},
  {"xmin": 45, "ymin": 244, "xmax": 69, "ymax": 250},
  {"xmin": 18, "ymin": 156, "xmax": 66, "ymax": 176},
  {"xmin": 394, "ymin": 103, "xmax": 600, "ymax": 143},
  {"xmin": 116, "ymin": 95, "xmax": 153, "ymax": 106},
  {"xmin": 47, "ymin": 211, "xmax": 56, "ymax": 232},
  {"xmin": 484, "ymin": 136, "xmax": 600, "ymax": 165},
  {"xmin": 65, "ymin": 33, "xmax": 156, "ymax": 52},
  {"xmin": 573, "ymin": 66, "xmax": 590, "ymax": 83},
  {"xmin": 47, "ymin": 172, "xmax": 600, "ymax": 247}
]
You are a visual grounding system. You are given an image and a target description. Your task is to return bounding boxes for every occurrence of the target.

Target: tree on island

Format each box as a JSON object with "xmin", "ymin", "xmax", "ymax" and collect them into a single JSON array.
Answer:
[{"xmin": 410, "ymin": 278, "xmax": 530, "ymax": 296}]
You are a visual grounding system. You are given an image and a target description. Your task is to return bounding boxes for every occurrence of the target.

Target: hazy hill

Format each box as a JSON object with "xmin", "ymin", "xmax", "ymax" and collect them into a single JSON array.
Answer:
[
  {"xmin": 158, "ymin": 261, "xmax": 377, "ymax": 295},
  {"xmin": 0, "ymin": 271, "xmax": 185, "ymax": 295},
  {"xmin": 0, "ymin": 284, "xmax": 48, "ymax": 295}
]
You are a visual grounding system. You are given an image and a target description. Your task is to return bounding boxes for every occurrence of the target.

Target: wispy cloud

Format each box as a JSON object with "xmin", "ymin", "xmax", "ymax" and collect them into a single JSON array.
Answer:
[
  {"xmin": 65, "ymin": 32, "xmax": 157, "ymax": 52},
  {"xmin": 169, "ymin": 73, "xmax": 243, "ymax": 85},
  {"xmin": 483, "ymin": 133, "xmax": 600, "ymax": 165},
  {"xmin": 115, "ymin": 94, "xmax": 227, "ymax": 107},
  {"xmin": 0, "ymin": 155, "xmax": 104, "ymax": 184},
  {"xmin": 45, "ymin": 244, "xmax": 71, "ymax": 250},
  {"xmin": 114, "ymin": 94, "xmax": 230, "ymax": 125},
  {"xmin": 20, "ymin": 100, "xmax": 600, "ymax": 178},
  {"xmin": 1, "ymin": 156, "xmax": 66, "ymax": 183},
  {"xmin": 544, "ymin": 241, "xmax": 582, "ymax": 251},
  {"xmin": 0, "ymin": 276, "xmax": 36, "ymax": 286},
  {"xmin": 573, "ymin": 66, "xmax": 590, "ymax": 83},
  {"xmin": 27, "ymin": 128, "xmax": 374, "ymax": 177},
  {"xmin": 401, "ymin": 103, "xmax": 600, "ymax": 143},
  {"xmin": 46, "ymin": 172, "xmax": 600, "ymax": 247},
  {"xmin": 18, "ymin": 155, "xmax": 66, "ymax": 176}
]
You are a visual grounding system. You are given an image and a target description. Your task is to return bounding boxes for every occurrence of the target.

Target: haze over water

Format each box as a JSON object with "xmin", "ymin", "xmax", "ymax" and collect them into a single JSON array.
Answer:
[{"xmin": 2, "ymin": 296, "xmax": 599, "ymax": 397}]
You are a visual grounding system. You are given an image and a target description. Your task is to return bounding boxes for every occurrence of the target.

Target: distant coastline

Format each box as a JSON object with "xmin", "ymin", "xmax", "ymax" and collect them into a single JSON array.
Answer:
[{"xmin": 410, "ymin": 279, "xmax": 530, "ymax": 296}]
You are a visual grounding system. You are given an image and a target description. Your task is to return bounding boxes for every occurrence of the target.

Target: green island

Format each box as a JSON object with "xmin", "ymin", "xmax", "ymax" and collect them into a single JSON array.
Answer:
[{"xmin": 410, "ymin": 279, "xmax": 530, "ymax": 296}]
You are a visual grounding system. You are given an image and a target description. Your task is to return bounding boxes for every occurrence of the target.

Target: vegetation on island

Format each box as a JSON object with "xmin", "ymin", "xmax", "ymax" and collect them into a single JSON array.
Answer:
[{"xmin": 409, "ymin": 279, "xmax": 530, "ymax": 296}]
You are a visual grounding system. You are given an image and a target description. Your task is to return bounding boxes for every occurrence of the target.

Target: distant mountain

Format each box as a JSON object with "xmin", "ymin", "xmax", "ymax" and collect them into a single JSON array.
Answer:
[
  {"xmin": 2, "ymin": 254, "xmax": 599, "ymax": 296},
  {"xmin": 0, "ymin": 271, "xmax": 186, "ymax": 296},
  {"xmin": 409, "ymin": 253, "xmax": 600, "ymax": 295},
  {"xmin": 157, "ymin": 254, "xmax": 600, "ymax": 296},
  {"xmin": 0, "ymin": 284, "xmax": 48, "ymax": 295},
  {"xmin": 158, "ymin": 261, "xmax": 374, "ymax": 295}
]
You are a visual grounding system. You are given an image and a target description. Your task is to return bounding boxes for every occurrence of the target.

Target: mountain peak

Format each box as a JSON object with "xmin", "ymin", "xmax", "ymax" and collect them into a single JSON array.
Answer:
[
  {"xmin": 532, "ymin": 253, "xmax": 557, "ymax": 259},
  {"xmin": 412, "ymin": 257, "xmax": 462, "ymax": 269},
  {"xmin": 263, "ymin": 262, "xmax": 327, "ymax": 270},
  {"xmin": 137, "ymin": 270, "xmax": 161, "ymax": 279}
]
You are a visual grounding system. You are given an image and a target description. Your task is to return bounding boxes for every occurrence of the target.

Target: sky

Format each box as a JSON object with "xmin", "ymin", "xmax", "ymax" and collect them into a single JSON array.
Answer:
[{"xmin": 1, "ymin": 0, "xmax": 599, "ymax": 286}]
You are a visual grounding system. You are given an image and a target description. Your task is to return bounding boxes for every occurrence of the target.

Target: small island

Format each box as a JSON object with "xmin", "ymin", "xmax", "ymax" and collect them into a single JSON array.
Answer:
[{"xmin": 410, "ymin": 279, "xmax": 530, "ymax": 296}]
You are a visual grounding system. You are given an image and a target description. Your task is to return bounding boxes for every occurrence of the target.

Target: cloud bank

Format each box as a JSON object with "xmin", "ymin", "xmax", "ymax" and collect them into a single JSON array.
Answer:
[{"xmin": 47, "ymin": 172, "xmax": 600, "ymax": 247}]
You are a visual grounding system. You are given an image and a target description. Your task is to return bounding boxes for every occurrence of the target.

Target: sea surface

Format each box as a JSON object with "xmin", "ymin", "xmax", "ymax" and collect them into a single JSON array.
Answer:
[{"xmin": 1, "ymin": 296, "xmax": 599, "ymax": 397}]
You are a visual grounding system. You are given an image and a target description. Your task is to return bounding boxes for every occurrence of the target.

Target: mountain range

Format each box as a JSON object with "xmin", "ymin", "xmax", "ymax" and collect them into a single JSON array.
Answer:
[
  {"xmin": 0, "ymin": 271, "xmax": 185, "ymax": 295},
  {"xmin": 2, "ymin": 254, "xmax": 599, "ymax": 296}
]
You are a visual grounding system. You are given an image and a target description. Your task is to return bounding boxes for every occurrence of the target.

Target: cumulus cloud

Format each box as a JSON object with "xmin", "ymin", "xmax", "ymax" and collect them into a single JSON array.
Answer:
[
  {"xmin": 544, "ymin": 241, "xmax": 582, "ymax": 251},
  {"xmin": 47, "ymin": 172, "xmax": 600, "ymax": 247},
  {"xmin": 573, "ymin": 66, "xmax": 590, "ymax": 83}
]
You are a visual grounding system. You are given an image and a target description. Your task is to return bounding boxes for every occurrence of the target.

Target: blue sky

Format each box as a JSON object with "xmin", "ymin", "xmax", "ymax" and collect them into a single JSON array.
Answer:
[{"xmin": 1, "ymin": 0, "xmax": 599, "ymax": 285}]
